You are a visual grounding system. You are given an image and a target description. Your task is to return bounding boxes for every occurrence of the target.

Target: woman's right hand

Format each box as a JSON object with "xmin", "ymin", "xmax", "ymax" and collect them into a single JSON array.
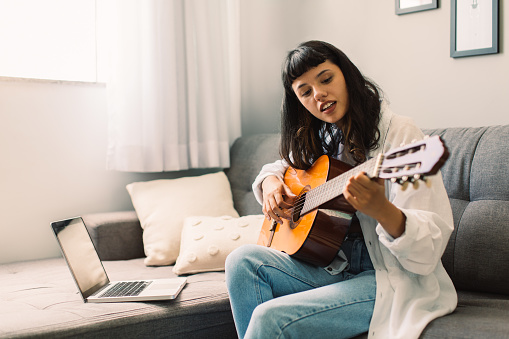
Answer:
[{"xmin": 261, "ymin": 175, "xmax": 297, "ymax": 224}]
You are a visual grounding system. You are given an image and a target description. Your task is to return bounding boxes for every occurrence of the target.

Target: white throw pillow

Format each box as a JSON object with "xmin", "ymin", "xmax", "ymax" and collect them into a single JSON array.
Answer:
[
  {"xmin": 126, "ymin": 172, "xmax": 239, "ymax": 266},
  {"xmin": 173, "ymin": 215, "xmax": 264, "ymax": 275}
]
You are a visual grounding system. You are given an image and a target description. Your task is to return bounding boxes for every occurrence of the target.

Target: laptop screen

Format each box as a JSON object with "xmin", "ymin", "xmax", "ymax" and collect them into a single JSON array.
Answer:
[{"xmin": 51, "ymin": 217, "xmax": 109, "ymax": 299}]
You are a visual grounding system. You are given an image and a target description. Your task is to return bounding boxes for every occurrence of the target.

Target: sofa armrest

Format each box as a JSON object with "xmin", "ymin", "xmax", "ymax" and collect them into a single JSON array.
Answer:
[{"xmin": 82, "ymin": 211, "xmax": 145, "ymax": 261}]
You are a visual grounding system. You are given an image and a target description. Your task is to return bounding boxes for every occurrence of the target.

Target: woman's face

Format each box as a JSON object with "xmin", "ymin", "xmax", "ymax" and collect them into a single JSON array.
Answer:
[{"xmin": 291, "ymin": 60, "xmax": 349, "ymax": 128}]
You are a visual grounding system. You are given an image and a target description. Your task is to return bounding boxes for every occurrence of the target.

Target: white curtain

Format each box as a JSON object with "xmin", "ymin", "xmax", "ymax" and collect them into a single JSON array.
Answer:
[{"xmin": 105, "ymin": 0, "xmax": 241, "ymax": 172}]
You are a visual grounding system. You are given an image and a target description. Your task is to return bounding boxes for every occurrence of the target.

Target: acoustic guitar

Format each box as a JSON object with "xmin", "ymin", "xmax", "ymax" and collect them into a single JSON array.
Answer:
[{"xmin": 257, "ymin": 135, "xmax": 449, "ymax": 267}]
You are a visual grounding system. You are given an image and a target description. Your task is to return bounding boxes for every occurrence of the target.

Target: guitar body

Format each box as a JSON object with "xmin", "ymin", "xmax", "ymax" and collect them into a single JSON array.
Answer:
[
  {"xmin": 256, "ymin": 136, "xmax": 449, "ymax": 267},
  {"xmin": 257, "ymin": 155, "xmax": 358, "ymax": 267}
]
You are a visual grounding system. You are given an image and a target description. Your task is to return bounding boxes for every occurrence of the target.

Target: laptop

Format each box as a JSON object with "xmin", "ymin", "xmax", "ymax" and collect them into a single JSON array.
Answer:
[{"xmin": 51, "ymin": 216, "xmax": 187, "ymax": 303}]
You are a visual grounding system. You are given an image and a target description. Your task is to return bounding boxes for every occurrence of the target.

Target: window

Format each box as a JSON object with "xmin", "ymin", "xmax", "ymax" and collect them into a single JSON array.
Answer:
[{"xmin": 0, "ymin": 0, "xmax": 97, "ymax": 82}]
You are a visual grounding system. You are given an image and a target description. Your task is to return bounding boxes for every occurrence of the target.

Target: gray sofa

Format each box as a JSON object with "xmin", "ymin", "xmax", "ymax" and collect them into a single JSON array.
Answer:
[{"xmin": 1, "ymin": 125, "xmax": 508, "ymax": 338}]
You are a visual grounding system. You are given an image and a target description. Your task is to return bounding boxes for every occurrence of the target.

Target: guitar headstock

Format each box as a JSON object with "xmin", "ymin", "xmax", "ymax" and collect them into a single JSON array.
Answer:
[{"xmin": 379, "ymin": 135, "xmax": 449, "ymax": 186}]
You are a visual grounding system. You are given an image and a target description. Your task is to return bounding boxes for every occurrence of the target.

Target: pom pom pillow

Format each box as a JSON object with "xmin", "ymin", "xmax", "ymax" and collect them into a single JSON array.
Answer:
[
  {"xmin": 126, "ymin": 172, "xmax": 239, "ymax": 266},
  {"xmin": 173, "ymin": 215, "xmax": 264, "ymax": 275}
]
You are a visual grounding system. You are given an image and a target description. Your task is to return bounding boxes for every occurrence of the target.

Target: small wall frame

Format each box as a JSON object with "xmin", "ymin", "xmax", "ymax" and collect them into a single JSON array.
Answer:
[
  {"xmin": 450, "ymin": 0, "xmax": 499, "ymax": 58},
  {"xmin": 395, "ymin": 0, "xmax": 438, "ymax": 15}
]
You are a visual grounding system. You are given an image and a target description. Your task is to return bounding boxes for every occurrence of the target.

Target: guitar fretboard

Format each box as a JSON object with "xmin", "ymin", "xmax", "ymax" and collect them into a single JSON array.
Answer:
[{"xmin": 301, "ymin": 157, "xmax": 378, "ymax": 215}]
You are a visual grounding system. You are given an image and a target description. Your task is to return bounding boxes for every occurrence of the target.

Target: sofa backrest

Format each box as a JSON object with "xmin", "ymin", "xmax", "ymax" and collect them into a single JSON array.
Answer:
[
  {"xmin": 226, "ymin": 126, "xmax": 509, "ymax": 295},
  {"xmin": 424, "ymin": 126, "xmax": 509, "ymax": 295},
  {"xmin": 226, "ymin": 133, "xmax": 280, "ymax": 216}
]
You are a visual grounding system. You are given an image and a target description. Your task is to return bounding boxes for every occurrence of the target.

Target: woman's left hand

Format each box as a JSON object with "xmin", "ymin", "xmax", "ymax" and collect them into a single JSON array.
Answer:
[
  {"xmin": 344, "ymin": 172, "xmax": 406, "ymax": 238},
  {"xmin": 343, "ymin": 172, "xmax": 387, "ymax": 219}
]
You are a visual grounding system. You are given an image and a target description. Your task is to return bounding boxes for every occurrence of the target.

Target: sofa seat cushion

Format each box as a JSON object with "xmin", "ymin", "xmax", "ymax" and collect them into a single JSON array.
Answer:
[
  {"xmin": 352, "ymin": 290, "xmax": 509, "ymax": 339},
  {"xmin": 0, "ymin": 258, "xmax": 236, "ymax": 338},
  {"xmin": 421, "ymin": 290, "xmax": 509, "ymax": 338}
]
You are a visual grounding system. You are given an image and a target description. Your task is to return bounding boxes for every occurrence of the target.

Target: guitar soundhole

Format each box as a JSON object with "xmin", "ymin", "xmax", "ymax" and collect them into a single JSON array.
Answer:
[
  {"xmin": 292, "ymin": 194, "xmax": 304, "ymax": 223},
  {"xmin": 290, "ymin": 211, "xmax": 301, "ymax": 230},
  {"xmin": 290, "ymin": 187, "xmax": 310, "ymax": 229}
]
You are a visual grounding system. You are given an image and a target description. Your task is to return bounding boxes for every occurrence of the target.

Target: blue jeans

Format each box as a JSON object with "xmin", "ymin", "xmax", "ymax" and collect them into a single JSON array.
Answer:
[{"xmin": 225, "ymin": 235, "xmax": 376, "ymax": 339}]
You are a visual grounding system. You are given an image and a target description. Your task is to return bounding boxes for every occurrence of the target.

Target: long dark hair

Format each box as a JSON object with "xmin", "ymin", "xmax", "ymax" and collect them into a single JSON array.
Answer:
[{"xmin": 280, "ymin": 40, "xmax": 381, "ymax": 169}]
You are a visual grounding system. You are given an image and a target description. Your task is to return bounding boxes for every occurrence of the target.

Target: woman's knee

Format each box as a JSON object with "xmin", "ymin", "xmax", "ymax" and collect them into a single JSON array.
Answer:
[
  {"xmin": 226, "ymin": 244, "xmax": 260, "ymax": 271},
  {"xmin": 225, "ymin": 244, "xmax": 263, "ymax": 284},
  {"xmin": 247, "ymin": 301, "xmax": 285, "ymax": 337}
]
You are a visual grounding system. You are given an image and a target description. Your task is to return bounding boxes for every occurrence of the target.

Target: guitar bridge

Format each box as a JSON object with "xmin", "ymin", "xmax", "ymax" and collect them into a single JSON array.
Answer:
[{"xmin": 266, "ymin": 220, "xmax": 278, "ymax": 247}]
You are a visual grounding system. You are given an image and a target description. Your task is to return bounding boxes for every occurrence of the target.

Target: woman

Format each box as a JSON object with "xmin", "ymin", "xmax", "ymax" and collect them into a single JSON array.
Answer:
[{"xmin": 225, "ymin": 41, "xmax": 457, "ymax": 339}]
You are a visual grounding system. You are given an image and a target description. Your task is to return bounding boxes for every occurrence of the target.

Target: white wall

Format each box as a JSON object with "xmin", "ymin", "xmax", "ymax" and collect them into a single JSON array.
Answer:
[
  {"xmin": 1, "ymin": 1, "xmax": 507, "ymax": 264},
  {"xmin": 241, "ymin": 0, "xmax": 508, "ymax": 135},
  {"xmin": 0, "ymin": 80, "xmax": 211, "ymax": 265}
]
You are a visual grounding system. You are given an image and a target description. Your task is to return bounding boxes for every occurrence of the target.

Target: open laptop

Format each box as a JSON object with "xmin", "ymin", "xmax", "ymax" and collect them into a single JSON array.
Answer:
[{"xmin": 51, "ymin": 216, "xmax": 187, "ymax": 303}]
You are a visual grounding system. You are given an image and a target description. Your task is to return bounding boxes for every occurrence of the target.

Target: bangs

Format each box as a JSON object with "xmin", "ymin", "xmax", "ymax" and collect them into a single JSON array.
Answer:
[{"xmin": 283, "ymin": 47, "xmax": 328, "ymax": 88}]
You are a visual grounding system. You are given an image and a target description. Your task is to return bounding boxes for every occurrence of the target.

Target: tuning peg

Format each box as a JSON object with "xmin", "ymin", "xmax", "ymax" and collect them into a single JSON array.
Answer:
[
  {"xmin": 413, "ymin": 174, "xmax": 421, "ymax": 181},
  {"xmin": 412, "ymin": 180, "xmax": 420, "ymax": 189},
  {"xmin": 393, "ymin": 176, "xmax": 410, "ymax": 191},
  {"xmin": 400, "ymin": 142, "xmax": 406, "ymax": 147}
]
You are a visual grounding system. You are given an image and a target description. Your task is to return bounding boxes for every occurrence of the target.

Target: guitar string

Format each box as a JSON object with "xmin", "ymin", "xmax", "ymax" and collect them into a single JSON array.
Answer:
[
  {"xmin": 276, "ymin": 141, "xmax": 436, "ymax": 220},
  {"xmin": 289, "ymin": 169, "xmax": 351, "ymax": 212},
  {"xmin": 283, "ymin": 159, "xmax": 376, "ymax": 218}
]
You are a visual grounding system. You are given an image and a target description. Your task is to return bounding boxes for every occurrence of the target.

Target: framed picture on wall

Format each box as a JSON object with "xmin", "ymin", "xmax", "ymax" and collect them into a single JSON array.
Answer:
[
  {"xmin": 451, "ymin": 0, "xmax": 499, "ymax": 58},
  {"xmin": 395, "ymin": 0, "xmax": 438, "ymax": 15}
]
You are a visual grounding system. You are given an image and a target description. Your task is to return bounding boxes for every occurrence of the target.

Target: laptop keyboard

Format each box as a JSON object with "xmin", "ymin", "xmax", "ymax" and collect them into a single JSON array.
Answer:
[{"xmin": 100, "ymin": 281, "xmax": 151, "ymax": 298}]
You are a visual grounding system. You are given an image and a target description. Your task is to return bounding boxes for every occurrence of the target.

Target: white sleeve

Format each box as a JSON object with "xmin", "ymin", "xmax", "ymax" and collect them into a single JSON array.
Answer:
[
  {"xmin": 376, "ymin": 172, "xmax": 454, "ymax": 275},
  {"xmin": 252, "ymin": 159, "xmax": 290, "ymax": 205},
  {"xmin": 375, "ymin": 114, "xmax": 454, "ymax": 275}
]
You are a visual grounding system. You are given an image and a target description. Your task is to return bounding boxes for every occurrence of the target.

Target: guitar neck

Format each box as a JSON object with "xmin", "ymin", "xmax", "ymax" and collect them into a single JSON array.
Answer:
[{"xmin": 301, "ymin": 157, "xmax": 379, "ymax": 215}]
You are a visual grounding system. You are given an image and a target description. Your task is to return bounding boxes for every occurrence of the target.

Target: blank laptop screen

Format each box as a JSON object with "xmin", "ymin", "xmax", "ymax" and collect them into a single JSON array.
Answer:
[{"xmin": 52, "ymin": 218, "xmax": 108, "ymax": 298}]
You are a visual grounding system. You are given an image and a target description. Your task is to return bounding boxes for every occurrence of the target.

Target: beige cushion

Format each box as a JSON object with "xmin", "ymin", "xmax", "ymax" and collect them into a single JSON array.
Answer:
[
  {"xmin": 126, "ymin": 172, "xmax": 239, "ymax": 266},
  {"xmin": 173, "ymin": 215, "xmax": 264, "ymax": 275}
]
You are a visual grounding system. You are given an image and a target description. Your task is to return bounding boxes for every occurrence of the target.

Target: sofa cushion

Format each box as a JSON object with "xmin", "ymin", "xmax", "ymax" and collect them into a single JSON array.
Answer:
[
  {"xmin": 470, "ymin": 126, "xmax": 509, "ymax": 201},
  {"xmin": 454, "ymin": 200, "xmax": 509, "ymax": 294},
  {"xmin": 424, "ymin": 127, "xmax": 488, "ymax": 201},
  {"xmin": 421, "ymin": 290, "xmax": 509, "ymax": 338},
  {"xmin": 173, "ymin": 215, "xmax": 264, "ymax": 275},
  {"xmin": 0, "ymin": 258, "xmax": 236, "ymax": 338},
  {"xmin": 226, "ymin": 134, "xmax": 280, "ymax": 216},
  {"xmin": 352, "ymin": 290, "xmax": 509, "ymax": 339},
  {"xmin": 126, "ymin": 172, "xmax": 239, "ymax": 266},
  {"xmin": 83, "ymin": 211, "xmax": 144, "ymax": 260},
  {"xmin": 425, "ymin": 126, "xmax": 509, "ymax": 295}
]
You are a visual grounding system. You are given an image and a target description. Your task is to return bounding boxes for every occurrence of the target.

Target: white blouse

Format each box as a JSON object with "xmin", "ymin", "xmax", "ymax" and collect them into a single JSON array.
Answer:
[{"xmin": 251, "ymin": 102, "xmax": 457, "ymax": 339}]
